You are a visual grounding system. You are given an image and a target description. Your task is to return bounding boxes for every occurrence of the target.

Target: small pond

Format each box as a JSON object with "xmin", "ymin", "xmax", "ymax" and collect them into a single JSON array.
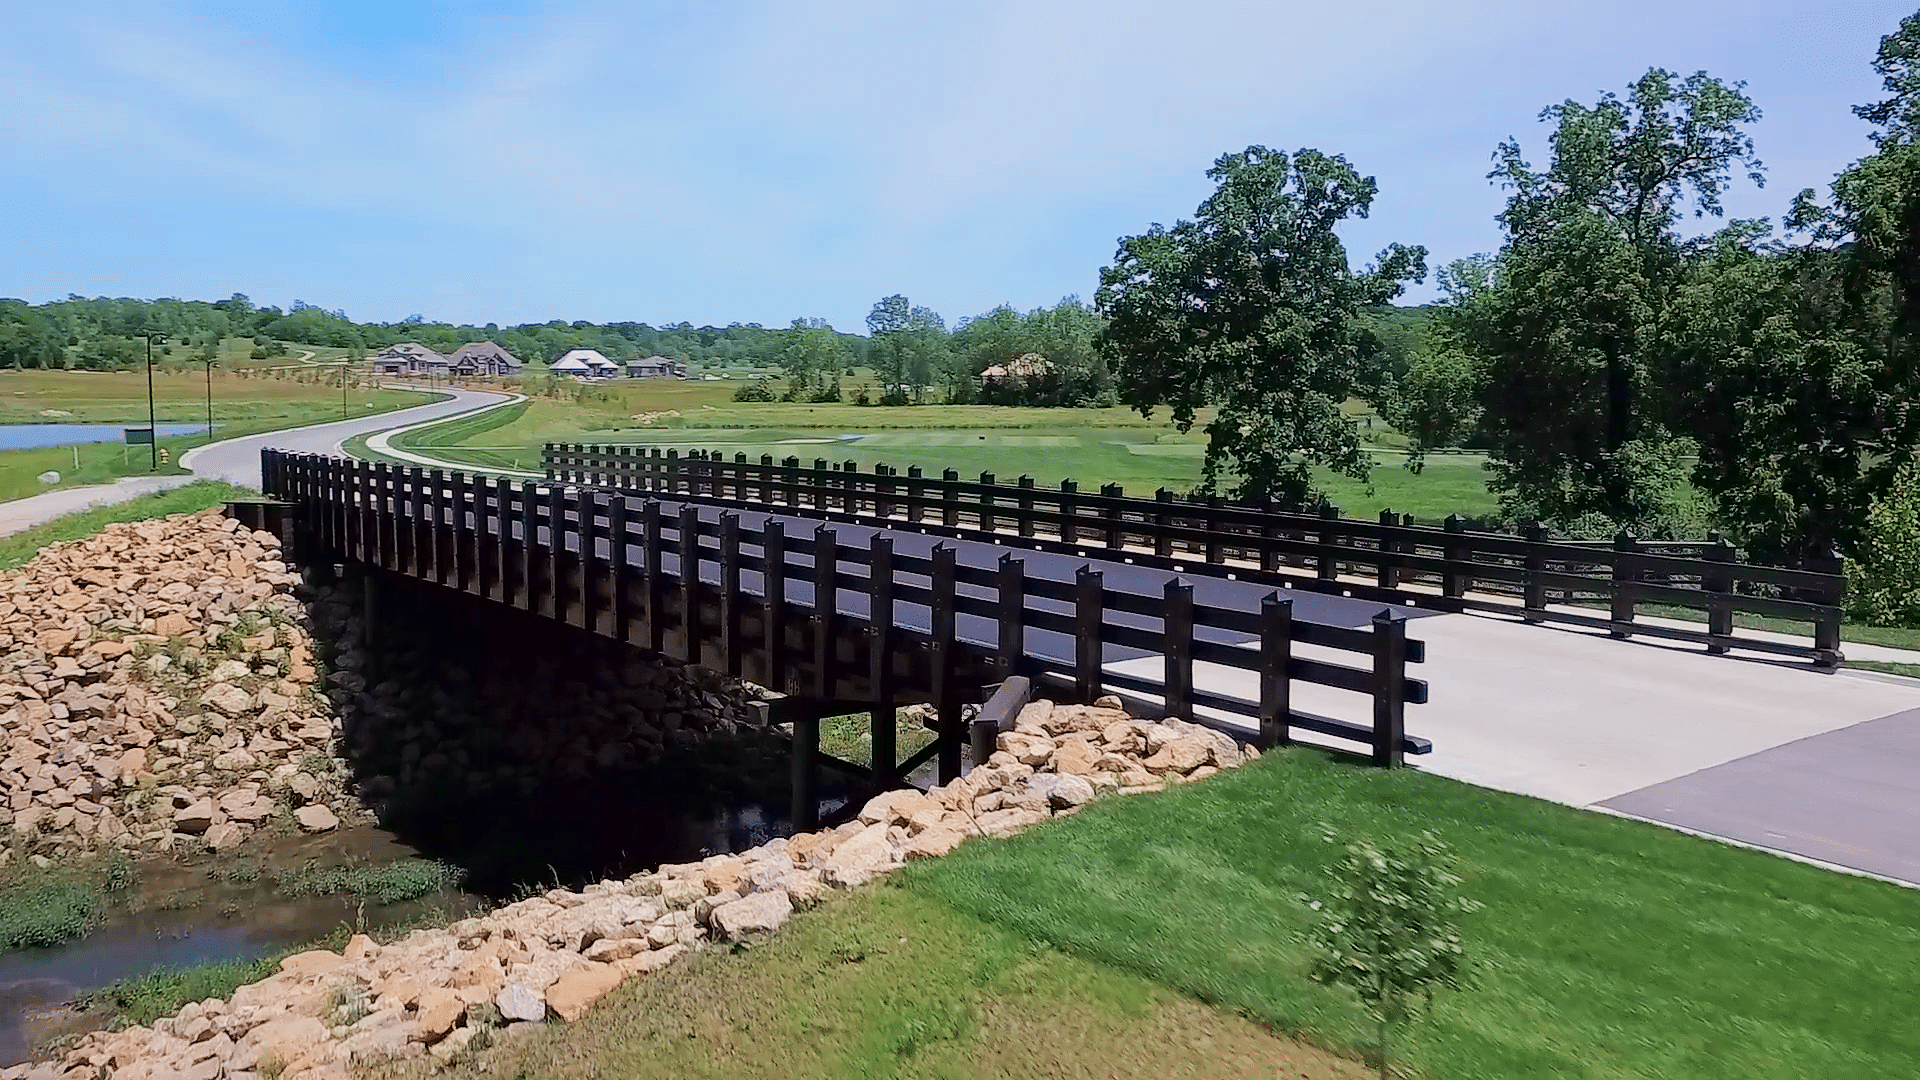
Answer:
[{"xmin": 0, "ymin": 424, "xmax": 211, "ymax": 451}]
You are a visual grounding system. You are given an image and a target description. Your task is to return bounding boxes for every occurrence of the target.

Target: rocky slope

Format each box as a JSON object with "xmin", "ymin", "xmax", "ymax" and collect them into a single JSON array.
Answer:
[
  {"xmin": 0, "ymin": 510, "xmax": 354, "ymax": 861},
  {"xmin": 12, "ymin": 700, "xmax": 1256, "ymax": 1080}
]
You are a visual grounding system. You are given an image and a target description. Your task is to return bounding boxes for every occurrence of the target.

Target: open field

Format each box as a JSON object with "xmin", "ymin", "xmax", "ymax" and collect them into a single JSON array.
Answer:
[
  {"xmin": 393, "ymin": 379, "xmax": 1501, "ymax": 521},
  {"xmin": 0, "ymin": 370, "xmax": 434, "ymax": 503}
]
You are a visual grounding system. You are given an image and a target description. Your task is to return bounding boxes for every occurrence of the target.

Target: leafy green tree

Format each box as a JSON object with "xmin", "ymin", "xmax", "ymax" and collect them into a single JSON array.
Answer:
[
  {"xmin": 1386, "ymin": 346, "xmax": 1483, "ymax": 471},
  {"xmin": 778, "ymin": 318, "xmax": 850, "ymax": 399},
  {"xmin": 1459, "ymin": 69, "xmax": 1764, "ymax": 532},
  {"xmin": 1304, "ymin": 830, "xmax": 1479, "ymax": 1080},
  {"xmin": 1096, "ymin": 146, "xmax": 1425, "ymax": 502},
  {"xmin": 1846, "ymin": 455, "xmax": 1920, "ymax": 626}
]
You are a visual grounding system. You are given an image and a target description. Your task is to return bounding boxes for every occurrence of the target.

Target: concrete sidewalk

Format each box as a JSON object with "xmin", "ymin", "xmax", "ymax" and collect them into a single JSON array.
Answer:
[{"xmin": 0, "ymin": 476, "xmax": 196, "ymax": 539}]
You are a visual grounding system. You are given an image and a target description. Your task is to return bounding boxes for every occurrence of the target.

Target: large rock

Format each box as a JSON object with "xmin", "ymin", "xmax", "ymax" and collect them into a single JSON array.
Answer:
[
  {"xmin": 1142, "ymin": 735, "xmax": 1212, "ymax": 775},
  {"xmin": 856, "ymin": 787, "xmax": 935, "ymax": 826},
  {"xmin": 1028, "ymin": 772, "xmax": 1096, "ymax": 809},
  {"xmin": 496, "ymin": 984, "xmax": 547, "ymax": 1023},
  {"xmin": 545, "ymin": 963, "xmax": 626, "ymax": 1022},
  {"xmin": 822, "ymin": 823, "xmax": 895, "ymax": 888},
  {"xmin": 200, "ymin": 683, "xmax": 255, "ymax": 718},
  {"xmin": 295, "ymin": 804, "xmax": 340, "ymax": 833},
  {"xmin": 413, "ymin": 989, "xmax": 462, "ymax": 1043},
  {"xmin": 903, "ymin": 824, "xmax": 965, "ymax": 860},
  {"xmin": 202, "ymin": 821, "xmax": 249, "ymax": 852},
  {"xmin": 172, "ymin": 798, "xmax": 215, "ymax": 835},
  {"xmin": 710, "ymin": 891, "xmax": 793, "ymax": 940}
]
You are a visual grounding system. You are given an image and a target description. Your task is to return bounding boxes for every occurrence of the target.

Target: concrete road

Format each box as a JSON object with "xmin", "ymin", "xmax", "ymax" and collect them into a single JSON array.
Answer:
[
  {"xmin": 0, "ymin": 387, "xmax": 515, "ymax": 539},
  {"xmin": 183, "ymin": 386, "xmax": 515, "ymax": 489}
]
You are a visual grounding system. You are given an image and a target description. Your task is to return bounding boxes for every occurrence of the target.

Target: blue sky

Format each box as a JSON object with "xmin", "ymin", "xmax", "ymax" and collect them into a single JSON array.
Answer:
[{"xmin": 0, "ymin": 1, "xmax": 1913, "ymax": 331}]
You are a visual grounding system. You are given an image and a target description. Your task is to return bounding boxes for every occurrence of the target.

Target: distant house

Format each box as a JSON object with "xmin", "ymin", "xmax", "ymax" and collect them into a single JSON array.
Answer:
[
  {"xmin": 551, "ymin": 348, "xmax": 619, "ymax": 379},
  {"xmin": 625, "ymin": 355, "xmax": 684, "ymax": 379},
  {"xmin": 371, "ymin": 343, "xmax": 448, "ymax": 376},
  {"xmin": 447, "ymin": 341, "xmax": 522, "ymax": 377},
  {"xmin": 979, "ymin": 353, "xmax": 1054, "ymax": 383}
]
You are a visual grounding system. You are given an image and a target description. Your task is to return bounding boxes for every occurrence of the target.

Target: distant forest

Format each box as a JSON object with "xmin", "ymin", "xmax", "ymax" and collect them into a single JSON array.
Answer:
[{"xmin": 0, "ymin": 290, "xmax": 1434, "ymax": 404}]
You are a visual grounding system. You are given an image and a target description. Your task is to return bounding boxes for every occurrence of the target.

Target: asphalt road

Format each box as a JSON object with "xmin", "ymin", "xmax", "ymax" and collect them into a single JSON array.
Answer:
[
  {"xmin": 184, "ymin": 387, "xmax": 515, "ymax": 489},
  {"xmin": 0, "ymin": 388, "xmax": 514, "ymax": 539}
]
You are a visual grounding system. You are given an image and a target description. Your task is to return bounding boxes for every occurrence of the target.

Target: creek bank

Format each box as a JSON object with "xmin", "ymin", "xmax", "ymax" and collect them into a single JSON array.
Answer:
[{"xmin": 18, "ymin": 697, "xmax": 1259, "ymax": 1080}]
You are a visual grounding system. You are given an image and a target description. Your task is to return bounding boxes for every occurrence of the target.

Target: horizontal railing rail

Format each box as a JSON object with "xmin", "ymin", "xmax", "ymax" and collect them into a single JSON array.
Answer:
[
  {"xmin": 262, "ymin": 450, "xmax": 1429, "ymax": 767},
  {"xmin": 540, "ymin": 443, "xmax": 1845, "ymax": 668}
]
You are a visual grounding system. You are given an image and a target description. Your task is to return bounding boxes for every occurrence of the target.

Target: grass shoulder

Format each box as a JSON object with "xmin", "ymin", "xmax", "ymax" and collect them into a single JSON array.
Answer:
[
  {"xmin": 0, "ymin": 481, "xmax": 251, "ymax": 570},
  {"xmin": 389, "ymin": 885, "xmax": 1371, "ymax": 1080}
]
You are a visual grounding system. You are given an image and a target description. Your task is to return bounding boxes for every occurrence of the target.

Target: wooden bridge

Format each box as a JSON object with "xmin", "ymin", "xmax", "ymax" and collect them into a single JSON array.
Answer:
[{"xmin": 259, "ymin": 450, "xmax": 1432, "ymax": 823}]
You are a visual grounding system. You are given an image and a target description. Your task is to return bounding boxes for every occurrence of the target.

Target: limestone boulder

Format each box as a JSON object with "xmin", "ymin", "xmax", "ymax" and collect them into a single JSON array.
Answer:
[{"xmin": 710, "ymin": 890, "xmax": 793, "ymax": 940}]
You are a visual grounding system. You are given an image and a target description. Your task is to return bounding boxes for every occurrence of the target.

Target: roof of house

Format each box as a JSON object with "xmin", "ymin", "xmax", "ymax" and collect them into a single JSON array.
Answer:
[
  {"xmin": 378, "ymin": 342, "xmax": 447, "ymax": 362},
  {"xmin": 449, "ymin": 341, "xmax": 522, "ymax": 368},
  {"xmin": 628, "ymin": 355, "xmax": 676, "ymax": 365},
  {"xmin": 556, "ymin": 348, "xmax": 618, "ymax": 369},
  {"xmin": 982, "ymin": 353, "xmax": 1054, "ymax": 379},
  {"xmin": 549, "ymin": 357, "xmax": 591, "ymax": 372}
]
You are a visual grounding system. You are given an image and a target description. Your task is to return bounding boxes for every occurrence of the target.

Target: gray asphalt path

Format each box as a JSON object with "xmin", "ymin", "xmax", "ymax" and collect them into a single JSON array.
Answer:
[
  {"xmin": 0, "ymin": 388, "xmax": 513, "ymax": 539},
  {"xmin": 184, "ymin": 387, "xmax": 514, "ymax": 489},
  {"xmin": 1601, "ymin": 705, "xmax": 1920, "ymax": 885}
]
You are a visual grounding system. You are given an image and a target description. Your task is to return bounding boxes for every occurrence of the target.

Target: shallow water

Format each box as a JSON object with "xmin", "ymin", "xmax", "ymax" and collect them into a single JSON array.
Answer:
[
  {"xmin": 0, "ymin": 780, "xmax": 851, "ymax": 1065},
  {"xmin": 0, "ymin": 423, "xmax": 212, "ymax": 451}
]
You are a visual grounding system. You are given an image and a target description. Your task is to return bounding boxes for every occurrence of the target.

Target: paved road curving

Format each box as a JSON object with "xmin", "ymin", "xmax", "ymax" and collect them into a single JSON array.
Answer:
[
  {"xmin": 0, "ymin": 387, "xmax": 515, "ymax": 539},
  {"xmin": 182, "ymin": 386, "xmax": 515, "ymax": 489}
]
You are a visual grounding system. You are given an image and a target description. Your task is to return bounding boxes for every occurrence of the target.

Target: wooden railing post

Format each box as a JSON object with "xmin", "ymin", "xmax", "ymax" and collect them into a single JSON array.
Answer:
[
  {"xmin": 812, "ymin": 525, "xmax": 837, "ymax": 699},
  {"xmin": 1060, "ymin": 479, "xmax": 1079, "ymax": 545},
  {"xmin": 1075, "ymin": 565, "xmax": 1103, "ymax": 703},
  {"xmin": 1260, "ymin": 593, "xmax": 1292, "ymax": 747},
  {"xmin": 680, "ymin": 505, "xmax": 702, "ymax": 663},
  {"xmin": 875, "ymin": 463, "xmax": 894, "ymax": 520},
  {"xmin": 1522, "ymin": 522, "xmax": 1548, "ymax": 622},
  {"xmin": 1164, "ymin": 577, "xmax": 1193, "ymax": 721},
  {"xmin": 720, "ymin": 512, "xmax": 742, "ymax": 674},
  {"xmin": 606, "ymin": 493, "xmax": 629, "ymax": 640},
  {"xmin": 1101, "ymin": 483, "xmax": 1124, "ymax": 550},
  {"xmin": 1377, "ymin": 509, "xmax": 1400, "ymax": 589},
  {"xmin": 1154, "ymin": 489, "xmax": 1174, "ymax": 558},
  {"xmin": 782, "ymin": 457, "xmax": 800, "ymax": 508},
  {"xmin": 763, "ymin": 518, "xmax": 787, "ymax": 690},
  {"xmin": 1441, "ymin": 514, "xmax": 1469, "ymax": 599},
  {"xmin": 1204, "ymin": 494, "xmax": 1223, "ymax": 564},
  {"xmin": 488, "ymin": 475, "xmax": 509, "ymax": 600},
  {"xmin": 1610, "ymin": 530, "xmax": 1639, "ymax": 639},
  {"xmin": 1702, "ymin": 531, "xmax": 1734, "ymax": 654},
  {"xmin": 760, "ymin": 454, "xmax": 775, "ymax": 506},
  {"xmin": 427, "ymin": 469, "xmax": 446, "ymax": 585},
  {"xmin": 1811, "ymin": 543, "xmax": 1844, "ymax": 669},
  {"xmin": 979, "ymin": 472, "xmax": 997, "ymax": 534},
  {"xmin": 812, "ymin": 459, "xmax": 828, "ymax": 511},
  {"xmin": 942, "ymin": 469, "xmax": 960, "ymax": 527},
  {"xmin": 547, "ymin": 483, "xmax": 569, "ymax": 624},
  {"xmin": 841, "ymin": 459, "xmax": 858, "ymax": 515},
  {"xmin": 1316, "ymin": 501, "xmax": 1340, "ymax": 581},
  {"xmin": 643, "ymin": 500, "xmax": 666, "ymax": 654},
  {"xmin": 518, "ymin": 480, "xmax": 537, "ymax": 610},
  {"xmin": 869, "ymin": 533, "xmax": 897, "ymax": 788},
  {"xmin": 1371, "ymin": 609, "xmax": 1407, "ymax": 767},
  {"xmin": 997, "ymin": 552, "xmax": 1024, "ymax": 679},
  {"xmin": 1017, "ymin": 475, "xmax": 1036, "ymax": 539},
  {"xmin": 930, "ymin": 544, "xmax": 962, "ymax": 782},
  {"xmin": 907, "ymin": 466, "xmax": 925, "ymax": 524}
]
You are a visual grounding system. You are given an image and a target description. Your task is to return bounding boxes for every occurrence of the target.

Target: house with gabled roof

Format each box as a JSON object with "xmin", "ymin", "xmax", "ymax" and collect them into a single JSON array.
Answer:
[{"xmin": 447, "ymin": 341, "xmax": 522, "ymax": 377}]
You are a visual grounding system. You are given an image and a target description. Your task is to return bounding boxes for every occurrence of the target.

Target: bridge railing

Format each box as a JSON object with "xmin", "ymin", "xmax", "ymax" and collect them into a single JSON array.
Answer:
[
  {"xmin": 542, "ymin": 443, "xmax": 1845, "ymax": 667},
  {"xmin": 263, "ymin": 449, "xmax": 1428, "ymax": 768}
]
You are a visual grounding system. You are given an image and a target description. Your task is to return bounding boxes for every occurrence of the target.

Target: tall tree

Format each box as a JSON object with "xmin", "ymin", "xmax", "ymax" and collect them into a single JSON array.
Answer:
[
  {"xmin": 1096, "ymin": 146, "xmax": 1425, "ymax": 503},
  {"xmin": 1460, "ymin": 69, "xmax": 1764, "ymax": 531}
]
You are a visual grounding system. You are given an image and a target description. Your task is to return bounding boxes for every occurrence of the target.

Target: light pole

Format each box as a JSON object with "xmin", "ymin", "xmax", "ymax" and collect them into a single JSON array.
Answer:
[
  {"xmin": 205, "ymin": 352, "xmax": 215, "ymax": 439},
  {"xmin": 137, "ymin": 332, "xmax": 166, "ymax": 469}
]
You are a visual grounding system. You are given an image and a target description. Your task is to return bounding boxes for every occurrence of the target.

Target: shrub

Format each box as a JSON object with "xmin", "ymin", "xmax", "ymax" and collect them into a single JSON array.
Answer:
[
  {"xmin": 249, "ymin": 347, "xmax": 268, "ymax": 360},
  {"xmin": 1846, "ymin": 456, "xmax": 1920, "ymax": 626},
  {"xmin": 732, "ymin": 380, "xmax": 776, "ymax": 402}
]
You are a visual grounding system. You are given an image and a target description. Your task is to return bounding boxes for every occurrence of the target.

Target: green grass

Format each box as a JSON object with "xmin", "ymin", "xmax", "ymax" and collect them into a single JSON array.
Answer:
[
  {"xmin": 897, "ymin": 748, "xmax": 1920, "ymax": 1080},
  {"xmin": 1846, "ymin": 659, "xmax": 1920, "ymax": 680},
  {"xmin": 83, "ymin": 953, "xmax": 288, "ymax": 1026},
  {"xmin": 819, "ymin": 712, "xmax": 939, "ymax": 769},
  {"xmin": 0, "ymin": 855, "xmax": 136, "ymax": 951},
  {"xmin": 399, "ymin": 886, "xmax": 1371, "ymax": 1080},
  {"xmin": 266, "ymin": 857, "xmax": 465, "ymax": 905},
  {"xmin": 0, "ymin": 480, "xmax": 251, "ymax": 570},
  {"xmin": 1633, "ymin": 602, "xmax": 1920, "ymax": 653}
]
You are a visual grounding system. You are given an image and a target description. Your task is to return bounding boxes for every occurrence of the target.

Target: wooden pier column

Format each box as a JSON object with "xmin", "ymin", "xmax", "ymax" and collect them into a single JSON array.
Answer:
[
  {"xmin": 680, "ymin": 505, "xmax": 702, "ymax": 664},
  {"xmin": 763, "ymin": 519, "xmax": 788, "ymax": 691},
  {"xmin": 720, "ymin": 512, "xmax": 742, "ymax": 674},
  {"xmin": 1163, "ymin": 577, "xmax": 1193, "ymax": 721},
  {"xmin": 1075, "ymin": 565, "xmax": 1103, "ymax": 703},
  {"xmin": 812, "ymin": 526, "xmax": 838, "ymax": 700},
  {"xmin": 1259, "ymin": 593, "xmax": 1292, "ymax": 747},
  {"xmin": 931, "ymin": 544, "xmax": 962, "ymax": 782}
]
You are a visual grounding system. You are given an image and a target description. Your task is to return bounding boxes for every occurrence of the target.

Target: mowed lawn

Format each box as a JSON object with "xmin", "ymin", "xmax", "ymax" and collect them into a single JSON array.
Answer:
[
  {"xmin": 402, "ymin": 381, "xmax": 1501, "ymax": 521},
  {"xmin": 899, "ymin": 748, "xmax": 1920, "ymax": 1080}
]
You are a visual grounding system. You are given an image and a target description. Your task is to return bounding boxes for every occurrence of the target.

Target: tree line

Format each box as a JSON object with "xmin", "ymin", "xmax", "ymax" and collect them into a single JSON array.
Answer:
[{"xmin": 1095, "ymin": 12, "xmax": 1920, "ymax": 584}]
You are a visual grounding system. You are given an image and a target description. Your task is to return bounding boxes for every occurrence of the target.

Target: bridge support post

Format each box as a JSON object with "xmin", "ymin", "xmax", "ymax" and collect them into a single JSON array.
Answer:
[
  {"xmin": 868, "ymin": 534, "xmax": 897, "ymax": 789},
  {"xmin": 791, "ymin": 715, "xmax": 819, "ymax": 831},
  {"xmin": 931, "ymin": 544, "xmax": 963, "ymax": 782}
]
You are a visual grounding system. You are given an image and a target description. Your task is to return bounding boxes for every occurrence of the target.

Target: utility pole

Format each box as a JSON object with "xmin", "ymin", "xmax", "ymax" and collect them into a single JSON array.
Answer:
[
  {"xmin": 140, "ymin": 332, "xmax": 163, "ymax": 469},
  {"xmin": 341, "ymin": 363, "xmax": 350, "ymax": 421},
  {"xmin": 205, "ymin": 353, "xmax": 215, "ymax": 439}
]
